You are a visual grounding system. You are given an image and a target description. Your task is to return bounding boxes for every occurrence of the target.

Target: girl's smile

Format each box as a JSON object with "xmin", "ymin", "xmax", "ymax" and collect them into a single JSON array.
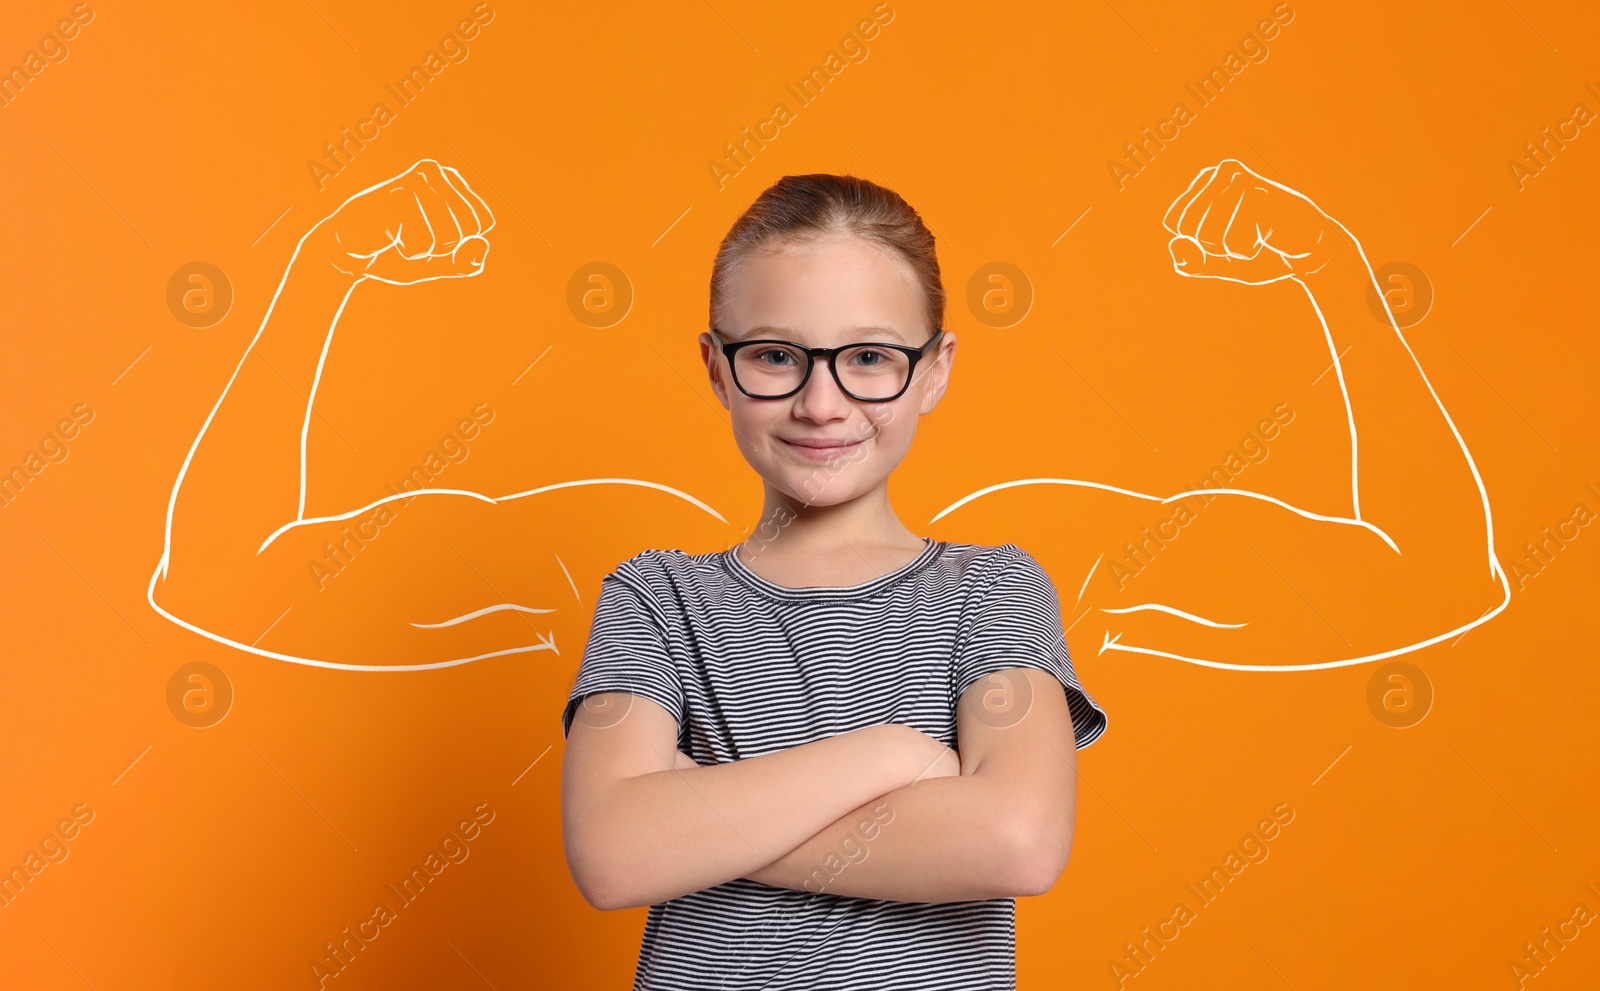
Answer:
[{"xmin": 779, "ymin": 435, "xmax": 866, "ymax": 462}]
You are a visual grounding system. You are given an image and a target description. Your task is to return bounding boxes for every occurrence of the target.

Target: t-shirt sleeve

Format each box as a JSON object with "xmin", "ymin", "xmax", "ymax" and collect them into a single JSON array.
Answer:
[
  {"xmin": 561, "ymin": 568, "xmax": 685, "ymax": 739},
  {"xmin": 953, "ymin": 546, "xmax": 1108, "ymax": 749}
]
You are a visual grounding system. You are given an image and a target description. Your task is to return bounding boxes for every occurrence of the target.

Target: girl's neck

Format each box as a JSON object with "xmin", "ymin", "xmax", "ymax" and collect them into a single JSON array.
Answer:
[{"xmin": 734, "ymin": 488, "xmax": 927, "ymax": 587}]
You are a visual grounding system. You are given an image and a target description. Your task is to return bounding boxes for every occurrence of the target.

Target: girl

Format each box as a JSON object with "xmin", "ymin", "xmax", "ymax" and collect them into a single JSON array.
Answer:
[
  {"xmin": 560, "ymin": 174, "xmax": 1108, "ymax": 991},
  {"xmin": 149, "ymin": 150, "xmax": 1500, "ymax": 982}
]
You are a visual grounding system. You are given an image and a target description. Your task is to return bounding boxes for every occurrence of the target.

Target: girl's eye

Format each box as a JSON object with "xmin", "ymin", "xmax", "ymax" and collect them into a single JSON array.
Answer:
[
  {"xmin": 850, "ymin": 349, "xmax": 886, "ymax": 367},
  {"xmin": 753, "ymin": 347, "xmax": 797, "ymax": 367}
]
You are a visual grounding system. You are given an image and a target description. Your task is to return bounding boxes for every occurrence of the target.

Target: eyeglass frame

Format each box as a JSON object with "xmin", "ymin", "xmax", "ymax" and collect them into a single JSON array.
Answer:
[{"xmin": 707, "ymin": 326, "xmax": 946, "ymax": 403}]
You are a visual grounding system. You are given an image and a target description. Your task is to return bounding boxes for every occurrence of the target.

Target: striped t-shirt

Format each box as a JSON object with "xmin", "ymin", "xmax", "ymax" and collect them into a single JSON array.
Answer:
[{"xmin": 561, "ymin": 538, "xmax": 1108, "ymax": 991}]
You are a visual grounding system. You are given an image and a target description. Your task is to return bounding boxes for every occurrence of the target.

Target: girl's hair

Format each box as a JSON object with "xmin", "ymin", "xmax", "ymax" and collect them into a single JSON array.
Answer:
[{"xmin": 709, "ymin": 174, "xmax": 945, "ymax": 338}]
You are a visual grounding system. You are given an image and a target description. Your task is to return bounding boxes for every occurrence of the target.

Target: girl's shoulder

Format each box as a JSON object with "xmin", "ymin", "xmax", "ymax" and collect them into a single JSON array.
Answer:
[
  {"xmin": 614, "ymin": 546, "xmax": 720, "ymax": 569},
  {"xmin": 935, "ymin": 540, "xmax": 1043, "ymax": 581},
  {"xmin": 604, "ymin": 546, "xmax": 725, "ymax": 590}
]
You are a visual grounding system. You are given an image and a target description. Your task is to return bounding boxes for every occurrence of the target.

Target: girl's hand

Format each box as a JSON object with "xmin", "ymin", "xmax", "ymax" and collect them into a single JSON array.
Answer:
[
  {"xmin": 912, "ymin": 743, "xmax": 961, "ymax": 783},
  {"xmin": 894, "ymin": 725, "xmax": 961, "ymax": 783}
]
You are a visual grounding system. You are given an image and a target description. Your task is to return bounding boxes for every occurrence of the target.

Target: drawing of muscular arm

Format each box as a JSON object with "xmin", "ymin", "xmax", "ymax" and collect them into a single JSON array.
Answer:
[
  {"xmin": 942, "ymin": 159, "xmax": 1509, "ymax": 671},
  {"xmin": 148, "ymin": 159, "xmax": 723, "ymax": 671}
]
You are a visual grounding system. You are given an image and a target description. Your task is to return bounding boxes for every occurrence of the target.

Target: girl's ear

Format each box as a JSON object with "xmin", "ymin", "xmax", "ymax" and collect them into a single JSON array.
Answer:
[
  {"xmin": 917, "ymin": 333, "xmax": 956, "ymax": 414},
  {"xmin": 699, "ymin": 333, "xmax": 733, "ymax": 409}
]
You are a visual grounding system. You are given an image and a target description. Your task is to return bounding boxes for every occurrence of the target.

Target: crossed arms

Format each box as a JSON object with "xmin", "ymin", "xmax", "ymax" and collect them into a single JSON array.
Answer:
[{"xmin": 560, "ymin": 667, "xmax": 1077, "ymax": 909}]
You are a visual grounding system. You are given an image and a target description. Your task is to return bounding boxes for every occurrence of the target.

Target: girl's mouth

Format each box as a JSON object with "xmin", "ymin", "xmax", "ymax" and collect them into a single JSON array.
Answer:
[{"xmin": 779, "ymin": 437, "xmax": 865, "ymax": 463}]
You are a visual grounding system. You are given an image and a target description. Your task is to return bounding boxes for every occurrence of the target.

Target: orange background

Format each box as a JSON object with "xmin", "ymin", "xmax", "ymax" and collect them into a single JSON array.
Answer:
[{"xmin": 2, "ymin": 0, "xmax": 1598, "ymax": 988}]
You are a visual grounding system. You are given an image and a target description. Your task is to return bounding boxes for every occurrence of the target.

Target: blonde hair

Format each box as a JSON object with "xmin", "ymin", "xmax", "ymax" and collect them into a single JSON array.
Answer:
[{"xmin": 709, "ymin": 173, "xmax": 945, "ymax": 337}]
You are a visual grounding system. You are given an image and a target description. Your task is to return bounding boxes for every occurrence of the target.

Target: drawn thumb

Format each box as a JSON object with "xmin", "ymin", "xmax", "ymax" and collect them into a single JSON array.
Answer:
[
  {"xmin": 1167, "ymin": 236, "xmax": 1288, "ymax": 285},
  {"xmin": 365, "ymin": 235, "xmax": 490, "ymax": 284},
  {"xmin": 451, "ymin": 236, "xmax": 491, "ymax": 275}
]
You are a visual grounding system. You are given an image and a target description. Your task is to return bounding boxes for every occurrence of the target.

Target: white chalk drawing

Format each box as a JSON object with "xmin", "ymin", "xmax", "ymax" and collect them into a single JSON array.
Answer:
[
  {"xmin": 146, "ymin": 159, "xmax": 726, "ymax": 672},
  {"xmin": 408, "ymin": 603, "xmax": 557, "ymax": 629},
  {"xmin": 934, "ymin": 159, "xmax": 1509, "ymax": 671},
  {"xmin": 149, "ymin": 157, "xmax": 1507, "ymax": 674},
  {"xmin": 1098, "ymin": 603, "xmax": 1248, "ymax": 630}
]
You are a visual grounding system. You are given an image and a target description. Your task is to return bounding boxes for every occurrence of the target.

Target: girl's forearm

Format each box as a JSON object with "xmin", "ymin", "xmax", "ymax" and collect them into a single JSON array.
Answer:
[
  {"xmin": 572, "ymin": 724, "xmax": 946, "ymax": 910},
  {"xmin": 742, "ymin": 772, "xmax": 1046, "ymax": 903}
]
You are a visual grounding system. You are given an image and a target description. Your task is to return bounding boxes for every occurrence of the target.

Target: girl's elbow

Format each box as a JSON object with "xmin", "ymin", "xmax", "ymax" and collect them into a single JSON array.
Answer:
[
  {"xmin": 582, "ymin": 884, "xmax": 631, "ymax": 913},
  {"xmin": 569, "ymin": 859, "xmax": 637, "ymax": 912},
  {"xmin": 567, "ymin": 840, "xmax": 675, "ymax": 911},
  {"xmin": 564, "ymin": 835, "xmax": 637, "ymax": 911},
  {"xmin": 1007, "ymin": 819, "xmax": 1074, "ymax": 897}
]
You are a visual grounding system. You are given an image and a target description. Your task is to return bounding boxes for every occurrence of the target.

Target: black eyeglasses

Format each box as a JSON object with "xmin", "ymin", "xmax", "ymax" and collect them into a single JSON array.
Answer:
[{"xmin": 708, "ymin": 327, "xmax": 945, "ymax": 402}]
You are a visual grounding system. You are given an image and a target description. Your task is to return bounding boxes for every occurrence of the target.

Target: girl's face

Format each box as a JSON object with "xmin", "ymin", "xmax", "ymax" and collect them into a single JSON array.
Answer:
[{"xmin": 699, "ymin": 233, "xmax": 955, "ymax": 509}]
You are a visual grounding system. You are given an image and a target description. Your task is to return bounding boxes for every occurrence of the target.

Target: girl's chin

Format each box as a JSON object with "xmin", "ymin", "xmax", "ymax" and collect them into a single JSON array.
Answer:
[{"xmin": 783, "ymin": 469, "xmax": 875, "ymax": 503}]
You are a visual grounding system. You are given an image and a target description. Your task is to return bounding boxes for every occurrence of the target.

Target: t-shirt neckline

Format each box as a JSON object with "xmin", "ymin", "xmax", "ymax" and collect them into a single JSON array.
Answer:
[{"xmin": 722, "ymin": 536, "xmax": 943, "ymax": 601}]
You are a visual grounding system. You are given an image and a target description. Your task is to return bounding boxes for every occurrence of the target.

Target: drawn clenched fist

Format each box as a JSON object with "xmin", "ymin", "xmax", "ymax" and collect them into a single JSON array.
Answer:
[
  {"xmin": 308, "ymin": 158, "xmax": 497, "ymax": 285},
  {"xmin": 1163, "ymin": 158, "xmax": 1352, "ymax": 285}
]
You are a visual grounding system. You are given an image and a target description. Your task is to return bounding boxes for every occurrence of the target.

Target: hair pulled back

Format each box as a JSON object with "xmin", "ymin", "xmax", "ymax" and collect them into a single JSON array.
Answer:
[{"xmin": 709, "ymin": 174, "xmax": 944, "ymax": 338}]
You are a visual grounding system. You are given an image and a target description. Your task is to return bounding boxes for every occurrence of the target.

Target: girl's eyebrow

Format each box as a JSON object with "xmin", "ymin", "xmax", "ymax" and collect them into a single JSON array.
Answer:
[
  {"xmin": 741, "ymin": 325, "xmax": 909, "ymax": 343},
  {"xmin": 852, "ymin": 326, "xmax": 909, "ymax": 343}
]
